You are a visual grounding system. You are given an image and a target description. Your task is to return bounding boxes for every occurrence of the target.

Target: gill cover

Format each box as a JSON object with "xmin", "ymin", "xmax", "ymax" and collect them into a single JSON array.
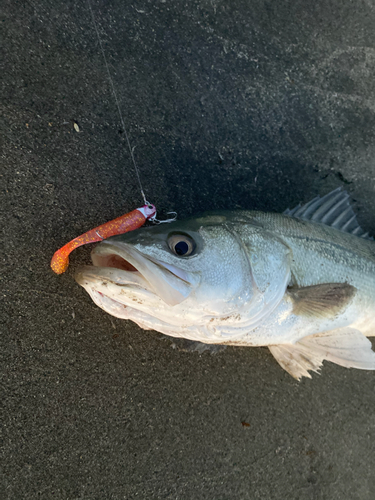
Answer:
[{"xmin": 212, "ymin": 224, "xmax": 292, "ymax": 337}]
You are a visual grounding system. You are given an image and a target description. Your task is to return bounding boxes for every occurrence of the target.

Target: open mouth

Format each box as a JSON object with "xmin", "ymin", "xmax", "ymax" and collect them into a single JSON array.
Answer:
[{"xmin": 75, "ymin": 241, "xmax": 198, "ymax": 306}]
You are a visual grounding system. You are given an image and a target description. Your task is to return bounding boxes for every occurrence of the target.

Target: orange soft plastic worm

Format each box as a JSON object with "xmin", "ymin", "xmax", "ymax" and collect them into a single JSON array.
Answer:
[{"xmin": 51, "ymin": 204, "xmax": 156, "ymax": 274}]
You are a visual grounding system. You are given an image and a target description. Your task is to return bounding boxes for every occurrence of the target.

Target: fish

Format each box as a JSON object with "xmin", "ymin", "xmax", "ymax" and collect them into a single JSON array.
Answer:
[{"xmin": 75, "ymin": 188, "xmax": 375, "ymax": 379}]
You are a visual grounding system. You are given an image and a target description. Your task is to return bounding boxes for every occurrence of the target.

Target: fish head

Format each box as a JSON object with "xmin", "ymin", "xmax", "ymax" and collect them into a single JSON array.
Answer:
[{"xmin": 75, "ymin": 213, "xmax": 291, "ymax": 342}]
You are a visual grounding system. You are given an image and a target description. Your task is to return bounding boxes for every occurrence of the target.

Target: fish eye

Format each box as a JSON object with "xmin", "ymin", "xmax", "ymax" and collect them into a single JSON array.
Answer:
[{"xmin": 168, "ymin": 234, "xmax": 195, "ymax": 257}]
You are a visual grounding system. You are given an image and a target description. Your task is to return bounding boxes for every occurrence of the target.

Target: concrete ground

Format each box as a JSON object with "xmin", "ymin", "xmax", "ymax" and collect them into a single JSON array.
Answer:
[{"xmin": 2, "ymin": 0, "xmax": 375, "ymax": 498}]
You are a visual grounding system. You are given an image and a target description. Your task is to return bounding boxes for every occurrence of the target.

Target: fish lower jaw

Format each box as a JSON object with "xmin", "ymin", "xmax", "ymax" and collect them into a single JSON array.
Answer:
[
  {"xmin": 81, "ymin": 288, "xmax": 245, "ymax": 341},
  {"xmin": 84, "ymin": 290, "xmax": 135, "ymax": 319}
]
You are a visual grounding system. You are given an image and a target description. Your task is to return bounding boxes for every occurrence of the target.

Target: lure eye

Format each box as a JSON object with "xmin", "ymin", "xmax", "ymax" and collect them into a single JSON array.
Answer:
[{"xmin": 168, "ymin": 234, "xmax": 195, "ymax": 257}]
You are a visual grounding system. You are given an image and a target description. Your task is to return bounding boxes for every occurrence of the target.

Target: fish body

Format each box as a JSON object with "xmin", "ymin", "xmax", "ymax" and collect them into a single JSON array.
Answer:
[{"xmin": 76, "ymin": 189, "xmax": 375, "ymax": 378}]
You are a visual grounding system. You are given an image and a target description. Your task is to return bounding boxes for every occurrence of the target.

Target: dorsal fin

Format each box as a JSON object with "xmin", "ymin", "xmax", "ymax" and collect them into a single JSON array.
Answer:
[{"xmin": 284, "ymin": 188, "xmax": 372, "ymax": 239}]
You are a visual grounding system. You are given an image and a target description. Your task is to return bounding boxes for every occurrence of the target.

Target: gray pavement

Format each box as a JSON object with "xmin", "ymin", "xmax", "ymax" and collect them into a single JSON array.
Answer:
[{"xmin": 2, "ymin": 0, "xmax": 375, "ymax": 498}]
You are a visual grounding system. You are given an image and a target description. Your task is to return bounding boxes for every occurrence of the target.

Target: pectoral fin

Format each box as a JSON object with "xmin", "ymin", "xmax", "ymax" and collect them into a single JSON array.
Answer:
[
  {"xmin": 269, "ymin": 328, "xmax": 375, "ymax": 380},
  {"xmin": 287, "ymin": 283, "xmax": 356, "ymax": 319}
]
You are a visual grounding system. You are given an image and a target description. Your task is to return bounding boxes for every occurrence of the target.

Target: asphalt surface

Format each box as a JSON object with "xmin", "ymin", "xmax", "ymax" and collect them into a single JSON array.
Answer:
[{"xmin": 2, "ymin": 1, "xmax": 375, "ymax": 498}]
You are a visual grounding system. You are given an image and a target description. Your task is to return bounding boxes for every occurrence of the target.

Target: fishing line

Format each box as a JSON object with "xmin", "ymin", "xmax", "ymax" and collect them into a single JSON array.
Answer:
[
  {"xmin": 86, "ymin": 0, "xmax": 148, "ymax": 206},
  {"xmin": 51, "ymin": 1, "xmax": 178, "ymax": 274}
]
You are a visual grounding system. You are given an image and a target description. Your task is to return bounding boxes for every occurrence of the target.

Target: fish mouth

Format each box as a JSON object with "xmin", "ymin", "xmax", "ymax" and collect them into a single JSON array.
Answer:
[{"xmin": 75, "ymin": 241, "xmax": 199, "ymax": 307}]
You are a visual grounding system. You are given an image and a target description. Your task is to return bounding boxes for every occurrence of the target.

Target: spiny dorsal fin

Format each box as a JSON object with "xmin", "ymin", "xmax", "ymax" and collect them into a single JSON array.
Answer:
[
  {"xmin": 269, "ymin": 327, "xmax": 375, "ymax": 380},
  {"xmin": 287, "ymin": 283, "xmax": 356, "ymax": 319},
  {"xmin": 284, "ymin": 188, "xmax": 372, "ymax": 239}
]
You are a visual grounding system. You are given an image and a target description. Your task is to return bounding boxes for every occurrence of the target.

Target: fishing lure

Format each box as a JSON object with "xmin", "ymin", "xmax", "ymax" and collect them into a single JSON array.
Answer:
[{"xmin": 51, "ymin": 204, "xmax": 156, "ymax": 274}]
